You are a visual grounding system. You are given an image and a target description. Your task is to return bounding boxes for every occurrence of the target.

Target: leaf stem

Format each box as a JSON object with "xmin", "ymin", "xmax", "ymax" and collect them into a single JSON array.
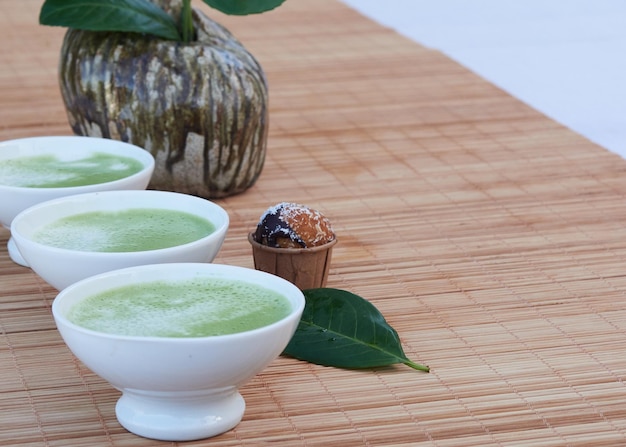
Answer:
[
  {"xmin": 404, "ymin": 360, "xmax": 430, "ymax": 372},
  {"xmin": 181, "ymin": 0, "xmax": 194, "ymax": 42}
]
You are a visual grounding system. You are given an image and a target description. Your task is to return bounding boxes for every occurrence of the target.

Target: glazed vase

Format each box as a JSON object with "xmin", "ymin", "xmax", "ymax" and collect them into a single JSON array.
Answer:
[{"xmin": 58, "ymin": 2, "xmax": 268, "ymax": 198}]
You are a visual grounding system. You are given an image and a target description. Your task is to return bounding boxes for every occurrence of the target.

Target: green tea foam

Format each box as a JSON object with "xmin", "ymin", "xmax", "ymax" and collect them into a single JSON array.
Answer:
[
  {"xmin": 0, "ymin": 152, "xmax": 144, "ymax": 187},
  {"xmin": 33, "ymin": 208, "xmax": 215, "ymax": 252},
  {"xmin": 68, "ymin": 278, "xmax": 292, "ymax": 337}
]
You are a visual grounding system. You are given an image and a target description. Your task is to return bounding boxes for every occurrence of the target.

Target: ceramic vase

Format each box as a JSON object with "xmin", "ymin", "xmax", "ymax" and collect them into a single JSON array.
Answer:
[{"xmin": 58, "ymin": 1, "xmax": 268, "ymax": 198}]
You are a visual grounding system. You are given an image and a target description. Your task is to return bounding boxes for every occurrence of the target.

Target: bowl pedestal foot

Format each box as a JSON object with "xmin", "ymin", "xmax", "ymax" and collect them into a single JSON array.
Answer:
[
  {"xmin": 8, "ymin": 237, "xmax": 28, "ymax": 267},
  {"xmin": 115, "ymin": 387, "xmax": 245, "ymax": 441}
]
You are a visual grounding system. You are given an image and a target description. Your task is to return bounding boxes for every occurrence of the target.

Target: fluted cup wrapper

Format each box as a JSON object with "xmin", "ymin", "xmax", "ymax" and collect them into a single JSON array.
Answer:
[{"xmin": 248, "ymin": 232, "xmax": 336, "ymax": 290}]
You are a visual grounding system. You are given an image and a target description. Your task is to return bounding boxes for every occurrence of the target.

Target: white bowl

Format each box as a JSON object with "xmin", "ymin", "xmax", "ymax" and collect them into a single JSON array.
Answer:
[
  {"xmin": 10, "ymin": 190, "xmax": 229, "ymax": 290},
  {"xmin": 0, "ymin": 136, "xmax": 155, "ymax": 265},
  {"xmin": 52, "ymin": 263, "xmax": 304, "ymax": 441}
]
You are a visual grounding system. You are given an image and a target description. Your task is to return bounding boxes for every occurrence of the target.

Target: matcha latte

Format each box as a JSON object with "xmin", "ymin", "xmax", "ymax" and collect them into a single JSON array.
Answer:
[
  {"xmin": 33, "ymin": 208, "xmax": 216, "ymax": 252},
  {"xmin": 0, "ymin": 152, "xmax": 144, "ymax": 188},
  {"xmin": 68, "ymin": 278, "xmax": 292, "ymax": 337}
]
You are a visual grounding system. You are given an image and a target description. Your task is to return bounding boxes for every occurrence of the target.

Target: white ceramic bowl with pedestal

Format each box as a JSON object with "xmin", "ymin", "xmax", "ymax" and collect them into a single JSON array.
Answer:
[
  {"xmin": 10, "ymin": 190, "xmax": 229, "ymax": 290},
  {"xmin": 0, "ymin": 136, "xmax": 155, "ymax": 266},
  {"xmin": 52, "ymin": 263, "xmax": 305, "ymax": 441}
]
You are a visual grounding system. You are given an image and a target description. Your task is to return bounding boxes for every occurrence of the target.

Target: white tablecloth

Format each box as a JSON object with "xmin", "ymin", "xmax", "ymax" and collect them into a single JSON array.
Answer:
[{"xmin": 340, "ymin": 0, "xmax": 626, "ymax": 158}]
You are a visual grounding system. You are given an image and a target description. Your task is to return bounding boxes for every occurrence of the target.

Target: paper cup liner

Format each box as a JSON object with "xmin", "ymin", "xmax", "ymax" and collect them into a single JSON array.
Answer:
[{"xmin": 248, "ymin": 232, "xmax": 337, "ymax": 290}]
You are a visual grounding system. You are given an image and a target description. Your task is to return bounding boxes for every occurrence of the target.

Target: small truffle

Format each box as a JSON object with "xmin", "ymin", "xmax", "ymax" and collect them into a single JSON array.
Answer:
[{"xmin": 255, "ymin": 202, "xmax": 334, "ymax": 248}]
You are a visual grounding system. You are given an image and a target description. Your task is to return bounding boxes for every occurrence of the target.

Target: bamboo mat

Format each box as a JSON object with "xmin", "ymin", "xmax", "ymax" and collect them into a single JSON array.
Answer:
[{"xmin": 3, "ymin": 1, "xmax": 626, "ymax": 446}]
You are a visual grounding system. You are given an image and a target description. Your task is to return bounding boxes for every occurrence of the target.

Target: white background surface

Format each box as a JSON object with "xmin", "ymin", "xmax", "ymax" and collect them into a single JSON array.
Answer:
[{"xmin": 340, "ymin": 0, "xmax": 626, "ymax": 158}]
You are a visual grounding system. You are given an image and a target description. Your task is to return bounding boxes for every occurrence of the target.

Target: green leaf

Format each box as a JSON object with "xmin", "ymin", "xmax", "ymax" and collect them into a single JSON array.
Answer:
[
  {"xmin": 284, "ymin": 288, "xmax": 429, "ymax": 372},
  {"xmin": 201, "ymin": 0, "xmax": 287, "ymax": 15},
  {"xmin": 39, "ymin": 0, "xmax": 182, "ymax": 41}
]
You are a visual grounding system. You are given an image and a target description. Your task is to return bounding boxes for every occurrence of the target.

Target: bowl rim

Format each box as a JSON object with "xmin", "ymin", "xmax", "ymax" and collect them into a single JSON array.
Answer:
[
  {"xmin": 10, "ymin": 190, "xmax": 229, "ymax": 256},
  {"xmin": 0, "ymin": 135, "xmax": 155, "ymax": 192},
  {"xmin": 52, "ymin": 262, "xmax": 305, "ymax": 343}
]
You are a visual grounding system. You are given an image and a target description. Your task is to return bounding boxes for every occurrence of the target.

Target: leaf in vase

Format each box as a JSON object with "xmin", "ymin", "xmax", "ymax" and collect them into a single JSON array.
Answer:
[
  {"xmin": 39, "ymin": 0, "xmax": 181, "ymax": 41},
  {"xmin": 284, "ymin": 288, "xmax": 429, "ymax": 372},
  {"xmin": 202, "ymin": 0, "xmax": 287, "ymax": 15}
]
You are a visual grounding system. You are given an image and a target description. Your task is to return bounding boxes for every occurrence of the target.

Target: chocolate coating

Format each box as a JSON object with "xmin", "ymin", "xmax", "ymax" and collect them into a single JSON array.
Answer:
[{"xmin": 255, "ymin": 202, "xmax": 334, "ymax": 248}]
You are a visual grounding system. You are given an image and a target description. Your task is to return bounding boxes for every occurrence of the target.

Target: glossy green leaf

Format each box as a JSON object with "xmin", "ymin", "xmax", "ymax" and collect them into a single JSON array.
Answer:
[
  {"xmin": 201, "ymin": 0, "xmax": 287, "ymax": 15},
  {"xmin": 284, "ymin": 288, "xmax": 429, "ymax": 372},
  {"xmin": 39, "ymin": 0, "xmax": 181, "ymax": 41}
]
